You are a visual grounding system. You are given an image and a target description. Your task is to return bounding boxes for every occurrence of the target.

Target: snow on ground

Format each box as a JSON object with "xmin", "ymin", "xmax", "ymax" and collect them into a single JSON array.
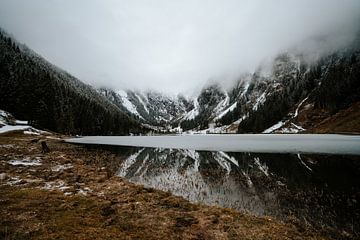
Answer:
[
  {"xmin": 252, "ymin": 92, "xmax": 267, "ymax": 111},
  {"xmin": 77, "ymin": 187, "xmax": 93, "ymax": 196},
  {"xmin": 277, "ymin": 123, "xmax": 305, "ymax": 133},
  {"xmin": 184, "ymin": 99, "xmax": 200, "ymax": 120},
  {"xmin": 42, "ymin": 180, "xmax": 70, "ymax": 192},
  {"xmin": 263, "ymin": 121, "xmax": 285, "ymax": 133},
  {"xmin": 8, "ymin": 157, "xmax": 42, "ymax": 166},
  {"xmin": 0, "ymin": 125, "xmax": 32, "ymax": 134},
  {"xmin": 0, "ymin": 144, "xmax": 15, "ymax": 149},
  {"xmin": 0, "ymin": 109, "xmax": 50, "ymax": 135},
  {"xmin": 15, "ymin": 120, "xmax": 28, "ymax": 125},
  {"xmin": 5, "ymin": 176, "xmax": 22, "ymax": 186},
  {"xmin": 135, "ymin": 93, "xmax": 150, "ymax": 114},
  {"xmin": 0, "ymin": 110, "xmax": 11, "ymax": 125},
  {"xmin": 233, "ymin": 114, "xmax": 248, "ymax": 125},
  {"xmin": 214, "ymin": 102, "xmax": 237, "ymax": 121},
  {"xmin": 51, "ymin": 164, "xmax": 73, "ymax": 172},
  {"xmin": 294, "ymin": 97, "xmax": 308, "ymax": 118},
  {"xmin": 212, "ymin": 92, "xmax": 230, "ymax": 119},
  {"xmin": 117, "ymin": 90, "xmax": 144, "ymax": 119}
]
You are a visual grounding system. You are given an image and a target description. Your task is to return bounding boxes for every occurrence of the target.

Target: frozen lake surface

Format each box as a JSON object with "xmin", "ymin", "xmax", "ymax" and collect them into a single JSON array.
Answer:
[{"xmin": 66, "ymin": 134, "xmax": 360, "ymax": 155}]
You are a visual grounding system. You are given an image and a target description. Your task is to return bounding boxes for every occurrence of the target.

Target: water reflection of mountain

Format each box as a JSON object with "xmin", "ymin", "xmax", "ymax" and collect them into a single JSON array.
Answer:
[{"xmin": 115, "ymin": 148, "xmax": 360, "ymax": 235}]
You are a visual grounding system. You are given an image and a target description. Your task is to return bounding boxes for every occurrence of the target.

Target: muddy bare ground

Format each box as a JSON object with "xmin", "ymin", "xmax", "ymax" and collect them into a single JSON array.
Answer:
[{"xmin": 0, "ymin": 131, "xmax": 331, "ymax": 239}]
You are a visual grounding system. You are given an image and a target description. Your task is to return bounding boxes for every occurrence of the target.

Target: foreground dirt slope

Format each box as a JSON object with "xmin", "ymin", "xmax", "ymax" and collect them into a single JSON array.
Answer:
[{"xmin": 0, "ymin": 131, "xmax": 326, "ymax": 240}]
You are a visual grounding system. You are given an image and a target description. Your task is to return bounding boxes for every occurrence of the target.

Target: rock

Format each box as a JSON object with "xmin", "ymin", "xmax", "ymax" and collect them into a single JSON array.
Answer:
[
  {"xmin": 0, "ymin": 173, "xmax": 7, "ymax": 181},
  {"xmin": 101, "ymin": 205, "xmax": 116, "ymax": 216},
  {"xmin": 30, "ymin": 138, "xmax": 40, "ymax": 143}
]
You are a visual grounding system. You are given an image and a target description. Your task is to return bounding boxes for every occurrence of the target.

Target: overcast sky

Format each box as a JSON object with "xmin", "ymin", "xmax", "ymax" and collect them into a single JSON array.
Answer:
[{"xmin": 0, "ymin": 0, "xmax": 359, "ymax": 94}]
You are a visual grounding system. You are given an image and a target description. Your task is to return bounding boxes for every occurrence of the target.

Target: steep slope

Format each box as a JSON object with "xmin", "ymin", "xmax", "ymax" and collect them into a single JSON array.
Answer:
[
  {"xmin": 173, "ymin": 53, "xmax": 310, "ymax": 133},
  {"xmin": 99, "ymin": 88, "xmax": 190, "ymax": 127},
  {"xmin": 176, "ymin": 45, "xmax": 360, "ymax": 134},
  {"xmin": 245, "ymin": 48, "xmax": 360, "ymax": 134},
  {"xmin": 178, "ymin": 84, "xmax": 230, "ymax": 131},
  {"xmin": 0, "ymin": 29, "xmax": 141, "ymax": 135},
  {"xmin": 99, "ymin": 43, "xmax": 360, "ymax": 135}
]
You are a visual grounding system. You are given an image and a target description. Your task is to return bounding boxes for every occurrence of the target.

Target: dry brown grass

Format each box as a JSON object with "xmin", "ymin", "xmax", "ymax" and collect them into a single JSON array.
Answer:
[{"xmin": 0, "ymin": 131, "xmax": 328, "ymax": 239}]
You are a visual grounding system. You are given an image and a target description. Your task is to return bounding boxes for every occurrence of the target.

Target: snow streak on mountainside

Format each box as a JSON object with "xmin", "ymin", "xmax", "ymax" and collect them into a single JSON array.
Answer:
[{"xmin": 99, "ymin": 88, "xmax": 191, "ymax": 127}]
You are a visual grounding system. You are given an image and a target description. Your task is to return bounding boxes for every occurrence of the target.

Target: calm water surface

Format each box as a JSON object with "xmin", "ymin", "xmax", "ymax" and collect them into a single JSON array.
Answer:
[{"xmin": 68, "ymin": 135, "xmax": 360, "ymax": 236}]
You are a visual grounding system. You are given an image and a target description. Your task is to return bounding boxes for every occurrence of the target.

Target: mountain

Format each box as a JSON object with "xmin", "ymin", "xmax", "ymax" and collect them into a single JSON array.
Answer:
[
  {"xmin": 102, "ymin": 41, "xmax": 360, "ymax": 134},
  {"xmin": 99, "ymin": 88, "xmax": 191, "ymax": 128},
  {"xmin": 1, "ymin": 26, "xmax": 358, "ymax": 135},
  {"xmin": 0, "ymin": 29, "xmax": 142, "ymax": 135}
]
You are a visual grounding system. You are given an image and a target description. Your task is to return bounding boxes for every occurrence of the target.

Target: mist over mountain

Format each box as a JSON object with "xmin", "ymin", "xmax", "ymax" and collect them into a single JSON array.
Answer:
[
  {"xmin": 0, "ymin": 1, "xmax": 360, "ymax": 136},
  {"xmin": 0, "ymin": 0, "xmax": 359, "ymax": 94}
]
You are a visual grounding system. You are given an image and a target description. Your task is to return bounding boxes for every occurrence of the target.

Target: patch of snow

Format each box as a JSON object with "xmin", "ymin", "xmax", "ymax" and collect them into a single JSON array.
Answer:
[
  {"xmin": 252, "ymin": 92, "xmax": 267, "ymax": 111},
  {"xmin": 0, "ymin": 144, "xmax": 14, "ymax": 149},
  {"xmin": 117, "ymin": 90, "xmax": 144, "ymax": 119},
  {"xmin": 240, "ymin": 82, "xmax": 250, "ymax": 97},
  {"xmin": 291, "ymin": 123, "xmax": 305, "ymax": 131},
  {"xmin": 8, "ymin": 158, "xmax": 42, "ymax": 166},
  {"xmin": 24, "ymin": 130, "xmax": 40, "ymax": 135},
  {"xmin": 15, "ymin": 120, "xmax": 28, "ymax": 125},
  {"xmin": 294, "ymin": 97, "xmax": 308, "ymax": 118},
  {"xmin": 77, "ymin": 187, "xmax": 92, "ymax": 196},
  {"xmin": 212, "ymin": 92, "xmax": 230, "ymax": 118},
  {"xmin": 278, "ymin": 124, "xmax": 305, "ymax": 133},
  {"xmin": 276, "ymin": 180, "xmax": 286, "ymax": 186},
  {"xmin": 51, "ymin": 164, "xmax": 73, "ymax": 172},
  {"xmin": 42, "ymin": 180, "xmax": 70, "ymax": 192},
  {"xmin": 5, "ymin": 176, "xmax": 22, "ymax": 186},
  {"xmin": 135, "ymin": 93, "xmax": 149, "ymax": 114},
  {"xmin": 184, "ymin": 99, "xmax": 200, "ymax": 120},
  {"xmin": 214, "ymin": 102, "xmax": 237, "ymax": 121},
  {"xmin": 0, "ymin": 125, "xmax": 31, "ymax": 134},
  {"xmin": 263, "ymin": 121, "xmax": 285, "ymax": 133},
  {"xmin": 233, "ymin": 114, "xmax": 248, "ymax": 125}
]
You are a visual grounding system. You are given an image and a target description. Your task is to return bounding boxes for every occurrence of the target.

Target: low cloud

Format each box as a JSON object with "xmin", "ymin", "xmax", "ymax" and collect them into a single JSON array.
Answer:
[{"xmin": 1, "ymin": 0, "xmax": 359, "ymax": 94}]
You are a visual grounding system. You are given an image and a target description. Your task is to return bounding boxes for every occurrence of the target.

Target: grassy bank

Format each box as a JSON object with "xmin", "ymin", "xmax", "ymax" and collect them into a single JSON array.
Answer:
[{"xmin": 0, "ymin": 131, "xmax": 327, "ymax": 239}]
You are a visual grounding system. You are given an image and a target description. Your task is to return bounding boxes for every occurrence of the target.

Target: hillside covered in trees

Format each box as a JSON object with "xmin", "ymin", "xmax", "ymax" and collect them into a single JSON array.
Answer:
[{"xmin": 0, "ymin": 29, "xmax": 142, "ymax": 135}]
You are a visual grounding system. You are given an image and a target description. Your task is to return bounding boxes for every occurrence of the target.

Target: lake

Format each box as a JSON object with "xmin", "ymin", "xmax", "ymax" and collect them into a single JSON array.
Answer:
[
  {"xmin": 66, "ymin": 134, "xmax": 360, "ymax": 236},
  {"xmin": 66, "ymin": 134, "xmax": 360, "ymax": 155}
]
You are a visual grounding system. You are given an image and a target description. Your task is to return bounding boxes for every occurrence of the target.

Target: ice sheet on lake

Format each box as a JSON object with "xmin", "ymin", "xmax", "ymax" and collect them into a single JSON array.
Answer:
[{"xmin": 66, "ymin": 134, "xmax": 360, "ymax": 155}]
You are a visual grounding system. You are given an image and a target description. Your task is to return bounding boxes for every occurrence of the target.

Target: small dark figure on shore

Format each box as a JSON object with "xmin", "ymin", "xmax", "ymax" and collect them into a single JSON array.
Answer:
[{"xmin": 41, "ymin": 141, "xmax": 50, "ymax": 153}]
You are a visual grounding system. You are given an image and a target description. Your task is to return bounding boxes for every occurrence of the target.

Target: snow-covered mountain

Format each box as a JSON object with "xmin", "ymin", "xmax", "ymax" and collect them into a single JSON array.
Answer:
[
  {"xmin": 2, "ymin": 24, "xmax": 359, "ymax": 135},
  {"xmin": 99, "ymin": 88, "xmax": 191, "ymax": 127},
  {"xmin": 101, "ymin": 44, "xmax": 360, "ymax": 134}
]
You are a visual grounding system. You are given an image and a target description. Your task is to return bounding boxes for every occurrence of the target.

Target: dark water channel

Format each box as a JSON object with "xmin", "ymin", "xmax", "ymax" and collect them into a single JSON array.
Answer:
[{"xmin": 82, "ymin": 145, "xmax": 360, "ymax": 237}]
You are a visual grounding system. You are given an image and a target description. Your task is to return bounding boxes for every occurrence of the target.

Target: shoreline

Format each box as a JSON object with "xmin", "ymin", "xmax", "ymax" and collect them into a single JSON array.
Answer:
[{"xmin": 0, "ymin": 131, "xmax": 334, "ymax": 239}]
